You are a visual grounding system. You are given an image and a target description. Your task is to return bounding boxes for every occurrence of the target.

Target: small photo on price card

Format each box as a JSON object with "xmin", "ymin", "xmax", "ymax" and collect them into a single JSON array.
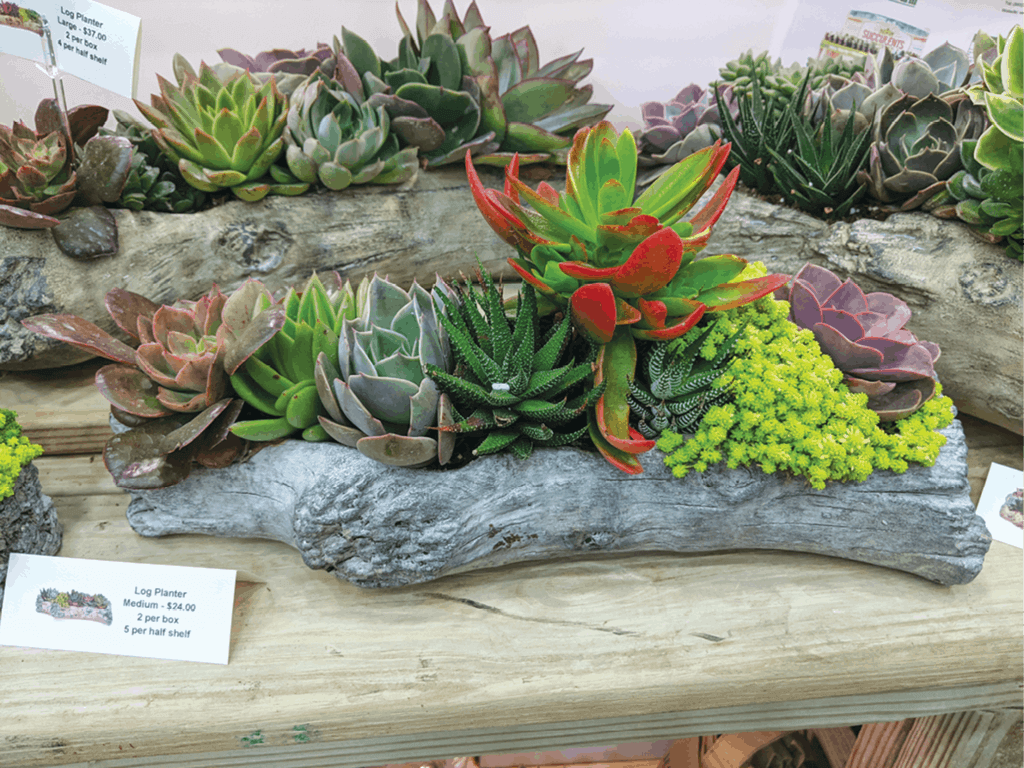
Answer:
[{"xmin": 0, "ymin": 554, "xmax": 236, "ymax": 664}]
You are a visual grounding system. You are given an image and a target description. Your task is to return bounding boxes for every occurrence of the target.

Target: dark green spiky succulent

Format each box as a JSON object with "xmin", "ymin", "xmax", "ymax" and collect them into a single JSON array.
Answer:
[
  {"xmin": 104, "ymin": 110, "xmax": 207, "ymax": 213},
  {"xmin": 426, "ymin": 272, "xmax": 605, "ymax": 459},
  {"xmin": 716, "ymin": 67, "xmax": 811, "ymax": 194},
  {"xmin": 628, "ymin": 323, "xmax": 741, "ymax": 439},
  {"xmin": 766, "ymin": 99, "xmax": 871, "ymax": 220}
]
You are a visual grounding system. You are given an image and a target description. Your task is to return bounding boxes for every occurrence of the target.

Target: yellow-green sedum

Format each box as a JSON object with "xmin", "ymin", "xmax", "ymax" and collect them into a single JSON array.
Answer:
[
  {"xmin": 1, "ymin": 408, "xmax": 43, "ymax": 501},
  {"xmin": 655, "ymin": 263, "xmax": 955, "ymax": 489}
]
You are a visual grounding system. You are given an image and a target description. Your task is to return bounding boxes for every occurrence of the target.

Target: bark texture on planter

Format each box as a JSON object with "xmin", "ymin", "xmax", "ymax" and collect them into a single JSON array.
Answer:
[
  {"xmin": 124, "ymin": 419, "xmax": 987, "ymax": 588},
  {"xmin": 0, "ymin": 463, "xmax": 62, "ymax": 607},
  {"xmin": 1, "ymin": 168, "xmax": 1019, "ymax": 433}
]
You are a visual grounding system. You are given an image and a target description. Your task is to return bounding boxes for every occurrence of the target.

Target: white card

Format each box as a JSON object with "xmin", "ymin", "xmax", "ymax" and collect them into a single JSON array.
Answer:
[
  {"xmin": 0, "ymin": 1, "xmax": 142, "ymax": 99},
  {"xmin": 976, "ymin": 463, "xmax": 1024, "ymax": 549},
  {"xmin": 0, "ymin": 554, "xmax": 236, "ymax": 664}
]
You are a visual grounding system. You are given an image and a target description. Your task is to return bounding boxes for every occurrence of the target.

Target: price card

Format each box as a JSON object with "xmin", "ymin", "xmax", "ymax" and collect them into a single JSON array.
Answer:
[
  {"xmin": 0, "ymin": 0, "xmax": 142, "ymax": 99},
  {"xmin": 0, "ymin": 554, "xmax": 236, "ymax": 664}
]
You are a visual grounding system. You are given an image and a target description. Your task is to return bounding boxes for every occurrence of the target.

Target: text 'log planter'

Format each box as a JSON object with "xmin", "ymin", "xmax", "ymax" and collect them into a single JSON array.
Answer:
[
  {"xmin": 123, "ymin": 420, "xmax": 988, "ymax": 589},
  {"xmin": 1, "ymin": 167, "xmax": 1020, "ymax": 435}
]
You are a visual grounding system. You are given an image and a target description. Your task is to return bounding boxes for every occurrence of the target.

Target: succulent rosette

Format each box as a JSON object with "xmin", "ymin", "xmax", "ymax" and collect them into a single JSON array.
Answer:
[
  {"xmin": 0, "ymin": 99, "xmax": 132, "ymax": 235},
  {"xmin": 859, "ymin": 92, "xmax": 986, "ymax": 209},
  {"xmin": 636, "ymin": 84, "xmax": 730, "ymax": 165},
  {"xmin": 216, "ymin": 45, "xmax": 332, "ymax": 96},
  {"xmin": 21, "ymin": 284, "xmax": 285, "ymax": 488},
  {"xmin": 776, "ymin": 263, "xmax": 940, "ymax": 420},
  {"xmin": 134, "ymin": 56, "xmax": 309, "ymax": 201},
  {"xmin": 315, "ymin": 274, "xmax": 456, "ymax": 467},
  {"xmin": 282, "ymin": 76, "xmax": 418, "ymax": 190},
  {"xmin": 466, "ymin": 121, "xmax": 788, "ymax": 473}
]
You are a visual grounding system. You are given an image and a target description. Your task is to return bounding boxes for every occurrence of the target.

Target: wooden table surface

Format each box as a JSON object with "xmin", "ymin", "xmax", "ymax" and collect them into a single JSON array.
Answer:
[{"xmin": 1, "ymin": 361, "xmax": 1021, "ymax": 768}]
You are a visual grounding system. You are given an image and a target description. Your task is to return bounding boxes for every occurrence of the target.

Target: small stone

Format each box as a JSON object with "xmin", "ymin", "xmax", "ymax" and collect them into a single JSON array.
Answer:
[{"xmin": 0, "ymin": 463, "xmax": 62, "ymax": 608}]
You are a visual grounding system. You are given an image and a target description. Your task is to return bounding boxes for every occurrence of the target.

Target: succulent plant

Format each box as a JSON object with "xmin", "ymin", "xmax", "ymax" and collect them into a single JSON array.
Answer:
[
  {"xmin": 426, "ymin": 271, "xmax": 603, "ymax": 459},
  {"xmin": 636, "ymin": 84, "xmax": 734, "ymax": 165},
  {"xmin": 103, "ymin": 110, "xmax": 207, "ymax": 213},
  {"xmin": 766, "ymin": 101, "xmax": 872, "ymax": 219},
  {"xmin": 229, "ymin": 273, "xmax": 358, "ymax": 443},
  {"xmin": 932, "ymin": 137, "xmax": 1023, "ymax": 261},
  {"xmin": 629, "ymin": 322, "xmax": 742, "ymax": 439},
  {"xmin": 55, "ymin": 592, "xmax": 70, "ymax": 608},
  {"xmin": 966, "ymin": 26, "xmax": 1022, "ymax": 183},
  {"xmin": 803, "ymin": 75, "xmax": 903, "ymax": 136},
  {"xmin": 313, "ymin": 273, "xmax": 456, "ymax": 467},
  {"xmin": 216, "ymin": 44, "xmax": 333, "ymax": 96},
  {"xmin": 281, "ymin": 75, "xmax": 418, "ymax": 190},
  {"xmin": 334, "ymin": 23, "xmax": 497, "ymax": 167},
  {"xmin": 467, "ymin": 122, "xmax": 789, "ymax": 472},
  {"xmin": 0, "ymin": 98, "xmax": 133, "ymax": 249},
  {"xmin": 22, "ymin": 284, "xmax": 285, "ymax": 488},
  {"xmin": 717, "ymin": 50, "xmax": 866, "ymax": 123},
  {"xmin": 452, "ymin": 0, "xmax": 613, "ymax": 165},
  {"xmin": 135, "ymin": 56, "xmax": 309, "ymax": 201},
  {"xmin": 716, "ymin": 67, "xmax": 811, "ymax": 194},
  {"xmin": 776, "ymin": 263, "xmax": 940, "ymax": 420},
  {"xmin": 858, "ymin": 91, "xmax": 987, "ymax": 209}
]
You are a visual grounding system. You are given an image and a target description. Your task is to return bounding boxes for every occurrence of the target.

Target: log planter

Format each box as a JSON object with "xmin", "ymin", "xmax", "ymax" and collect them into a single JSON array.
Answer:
[
  {"xmin": 35, "ymin": 596, "xmax": 113, "ymax": 626},
  {"xmin": 0, "ymin": 463, "xmax": 61, "ymax": 608},
  {"xmin": 122, "ymin": 418, "xmax": 989, "ymax": 589},
  {"xmin": 1, "ymin": 166, "xmax": 1020, "ymax": 434}
]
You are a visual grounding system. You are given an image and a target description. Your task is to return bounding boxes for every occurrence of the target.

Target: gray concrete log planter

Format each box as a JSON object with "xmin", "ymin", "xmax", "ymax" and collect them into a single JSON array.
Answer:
[
  {"xmin": 123, "ymin": 419, "xmax": 989, "ymax": 589},
  {"xmin": 0, "ymin": 463, "xmax": 62, "ymax": 607},
  {"xmin": 2, "ymin": 166, "xmax": 1020, "ymax": 434}
]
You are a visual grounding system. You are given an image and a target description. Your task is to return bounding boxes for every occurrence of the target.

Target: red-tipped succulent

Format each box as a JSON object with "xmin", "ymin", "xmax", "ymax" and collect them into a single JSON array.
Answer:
[
  {"xmin": 777, "ymin": 263, "xmax": 941, "ymax": 420},
  {"xmin": 21, "ymin": 284, "xmax": 285, "ymax": 488},
  {"xmin": 466, "ymin": 120, "xmax": 789, "ymax": 472}
]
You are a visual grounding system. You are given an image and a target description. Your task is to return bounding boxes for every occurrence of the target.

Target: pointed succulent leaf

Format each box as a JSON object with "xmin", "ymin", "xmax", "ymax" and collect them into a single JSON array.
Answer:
[{"xmin": 21, "ymin": 313, "xmax": 137, "ymax": 364}]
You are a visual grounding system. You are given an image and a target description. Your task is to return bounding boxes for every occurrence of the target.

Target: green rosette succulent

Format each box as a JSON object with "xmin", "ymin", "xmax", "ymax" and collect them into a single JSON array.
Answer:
[
  {"xmin": 936, "ymin": 138, "xmax": 1023, "ymax": 261},
  {"xmin": 314, "ymin": 274, "xmax": 456, "ymax": 467},
  {"xmin": 629, "ymin": 324, "xmax": 742, "ymax": 439},
  {"xmin": 858, "ymin": 91, "xmax": 986, "ymax": 209},
  {"xmin": 134, "ymin": 56, "xmax": 309, "ymax": 202},
  {"xmin": 451, "ymin": 2, "xmax": 613, "ymax": 166},
  {"xmin": 966, "ymin": 26, "xmax": 1022, "ymax": 201},
  {"xmin": 282, "ymin": 76, "xmax": 418, "ymax": 190},
  {"xmin": 334, "ymin": 23, "xmax": 496, "ymax": 167},
  {"xmin": 426, "ymin": 271, "xmax": 604, "ymax": 459},
  {"xmin": 229, "ymin": 273, "xmax": 358, "ymax": 442},
  {"xmin": 103, "ymin": 110, "xmax": 206, "ymax": 213}
]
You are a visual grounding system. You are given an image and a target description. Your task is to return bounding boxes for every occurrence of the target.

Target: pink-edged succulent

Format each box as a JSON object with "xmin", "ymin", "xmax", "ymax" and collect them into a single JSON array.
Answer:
[
  {"xmin": 776, "ymin": 263, "xmax": 941, "ymax": 420},
  {"xmin": 21, "ymin": 283, "xmax": 286, "ymax": 488},
  {"xmin": 637, "ymin": 84, "xmax": 736, "ymax": 165}
]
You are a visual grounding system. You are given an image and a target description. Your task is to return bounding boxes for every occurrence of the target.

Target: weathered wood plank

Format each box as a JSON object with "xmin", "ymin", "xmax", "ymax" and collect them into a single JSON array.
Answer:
[{"xmin": 1, "ymin": 459, "xmax": 1020, "ymax": 767}]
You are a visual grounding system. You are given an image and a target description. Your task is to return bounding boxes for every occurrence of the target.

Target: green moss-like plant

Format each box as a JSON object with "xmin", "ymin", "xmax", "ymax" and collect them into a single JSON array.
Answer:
[
  {"xmin": 0, "ymin": 408, "xmax": 43, "ymax": 501},
  {"xmin": 655, "ymin": 263, "xmax": 955, "ymax": 490}
]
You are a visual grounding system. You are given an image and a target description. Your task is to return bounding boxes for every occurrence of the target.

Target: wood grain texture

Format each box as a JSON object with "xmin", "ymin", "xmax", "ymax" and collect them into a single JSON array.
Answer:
[{"xmin": 1, "ymin": 455, "xmax": 1020, "ymax": 767}]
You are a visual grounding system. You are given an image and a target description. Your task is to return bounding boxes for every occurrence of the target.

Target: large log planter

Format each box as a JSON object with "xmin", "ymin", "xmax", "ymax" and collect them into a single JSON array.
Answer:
[
  {"xmin": 123, "ymin": 419, "xmax": 989, "ymax": 589},
  {"xmin": 1, "ymin": 166, "xmax": 1020, "ymax": 434}
]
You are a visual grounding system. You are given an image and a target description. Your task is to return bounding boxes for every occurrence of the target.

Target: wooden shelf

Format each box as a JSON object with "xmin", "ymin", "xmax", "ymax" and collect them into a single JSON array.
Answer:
[{"xmin": 1, "ymin": 365, "xmax": 1021, "ymax": 767}]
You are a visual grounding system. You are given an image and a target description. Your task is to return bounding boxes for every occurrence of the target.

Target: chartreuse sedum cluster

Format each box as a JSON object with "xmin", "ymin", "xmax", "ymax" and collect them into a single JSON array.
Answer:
[
  {"xmin": 653, "ymin": 263, "xmax": 954, "ymax": 490},
  {"xmin": 0, "ymin": 408, "xmax": 43, "ymax": 501}
]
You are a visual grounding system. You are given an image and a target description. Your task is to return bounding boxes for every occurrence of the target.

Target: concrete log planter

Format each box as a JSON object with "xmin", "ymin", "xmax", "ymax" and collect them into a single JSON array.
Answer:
[
  {"xmin": 0, "ymin": 463, "xmax": 62, "ymax": 607},
  {"xmin": 2, "ymin": 167, "xmax": 1020, "ymax": 434},
  {"xmin": 123, "ymin": 419, "xmax": 989, "ymax": 589}
]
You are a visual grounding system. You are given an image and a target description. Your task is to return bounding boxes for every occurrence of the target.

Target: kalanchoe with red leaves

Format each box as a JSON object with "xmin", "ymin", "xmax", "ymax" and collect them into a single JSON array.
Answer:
[
  {"xmin": 776, "ymin": 263, "xmax": 941, "ymax": 420},
  {"xmin": 466, "ymin": 120, "xmax": 788, "ymax": 473},
  {"xmin": 20, "ymin": 284, "xmax": 285, "ymax": 488}
]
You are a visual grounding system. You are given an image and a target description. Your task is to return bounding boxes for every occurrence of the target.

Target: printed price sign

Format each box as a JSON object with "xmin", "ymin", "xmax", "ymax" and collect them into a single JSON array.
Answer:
[
  {"xmin": 0, "ymin": 0, "xmax": 141, "ymax": 98},
  {"xmin": 0, "ymin": 554, "xmax": 236, "ymax": 664}
]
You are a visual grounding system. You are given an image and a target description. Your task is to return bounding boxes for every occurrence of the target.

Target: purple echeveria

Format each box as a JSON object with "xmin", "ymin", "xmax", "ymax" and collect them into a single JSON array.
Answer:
[
  {"xmin": 636, "ymin": 84, "xmax": 736, "ymax": 165},
  {"xmin": 776, "ymin": 263, "xmax": 941, "ymax": 421}
]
